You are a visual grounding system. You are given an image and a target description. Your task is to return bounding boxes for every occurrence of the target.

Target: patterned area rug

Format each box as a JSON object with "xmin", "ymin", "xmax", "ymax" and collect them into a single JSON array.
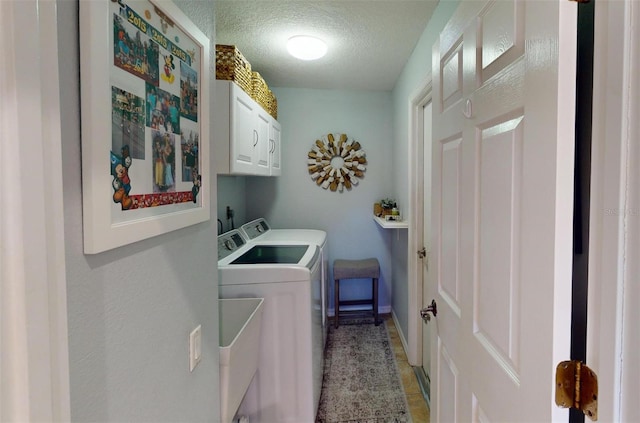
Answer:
[{"xmin": 316, "ymin": 319, "xmax": 412, "ymax": 423}]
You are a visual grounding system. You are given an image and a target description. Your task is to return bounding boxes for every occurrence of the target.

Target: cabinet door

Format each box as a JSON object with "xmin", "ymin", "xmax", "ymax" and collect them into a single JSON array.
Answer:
[
  {"xmin": 255, "ymin": 108, "xmax": 270, "ymax": 175},
  {"xmin": 230, "ymin": 85, "xmax": 258, "ymax": 174},
  {"xmin": 269, "ymin": 118, "xmax": 281, "ymax": 176}
]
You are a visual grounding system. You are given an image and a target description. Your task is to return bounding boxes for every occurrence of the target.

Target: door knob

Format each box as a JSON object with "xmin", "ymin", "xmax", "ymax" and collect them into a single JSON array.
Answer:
[{"xmin": 420, "ymin": 299, "xmax": 437, "ymax": 323}]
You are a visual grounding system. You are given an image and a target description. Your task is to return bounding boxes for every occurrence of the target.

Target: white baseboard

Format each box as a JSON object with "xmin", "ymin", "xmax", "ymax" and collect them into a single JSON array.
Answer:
[{"xmin": 391, "ymin": 309, "xmax": 410, "ymax": 358}]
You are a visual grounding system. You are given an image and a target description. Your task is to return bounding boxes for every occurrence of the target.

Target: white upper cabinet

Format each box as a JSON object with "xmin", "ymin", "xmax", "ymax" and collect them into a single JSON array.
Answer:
[{"xmin": 215, "ymin": 80, "xmax": 280, "ymax": 176}]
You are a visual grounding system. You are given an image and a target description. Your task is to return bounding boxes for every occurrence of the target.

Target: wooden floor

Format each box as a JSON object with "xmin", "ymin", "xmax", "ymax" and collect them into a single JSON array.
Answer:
[{"xmin": 385, "ymin": 316, "xmax": 431, "ymax": 423}]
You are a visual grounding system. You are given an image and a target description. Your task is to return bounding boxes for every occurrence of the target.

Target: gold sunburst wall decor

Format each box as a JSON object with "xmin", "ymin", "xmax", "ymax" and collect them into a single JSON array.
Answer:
[{"xmin": 307, "ymin": 133, "xmax": 367, "ymax": 192}]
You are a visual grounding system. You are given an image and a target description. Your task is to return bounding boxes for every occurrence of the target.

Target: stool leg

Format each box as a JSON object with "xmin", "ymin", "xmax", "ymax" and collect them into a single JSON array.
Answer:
[
  {"xmin": 334, "ymin": 279, "xmax": 339, "ymax": 328},
  {"xmin": 373, "ymin": 277, "xmax": 379, "ymax": 326}
]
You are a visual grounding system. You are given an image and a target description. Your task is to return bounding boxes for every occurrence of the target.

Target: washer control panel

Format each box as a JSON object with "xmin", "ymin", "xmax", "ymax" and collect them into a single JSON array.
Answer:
[
  {"xmin": 217, "ymin": 229, "xmax": 247, "ymax": 261},
  {"xmin": 240, "ymin": 218, "xmax": 271, "ymax": 240}
]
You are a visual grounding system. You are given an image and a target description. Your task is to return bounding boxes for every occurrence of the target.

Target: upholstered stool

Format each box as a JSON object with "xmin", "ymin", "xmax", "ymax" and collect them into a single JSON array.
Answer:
[{"xmin": 333, "ymin": 258, "xmax": 380, "ymax": 328}]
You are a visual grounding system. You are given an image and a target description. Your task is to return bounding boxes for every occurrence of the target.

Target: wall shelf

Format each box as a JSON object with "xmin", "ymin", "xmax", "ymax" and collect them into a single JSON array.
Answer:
[{"xmin": 373, "ymin": 215, "xmax": 408, "ymax": 229}]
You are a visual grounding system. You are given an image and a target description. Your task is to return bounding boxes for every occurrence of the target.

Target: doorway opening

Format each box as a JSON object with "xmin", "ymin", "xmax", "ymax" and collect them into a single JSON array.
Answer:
[{"xmin": 407, "ymin": 76, "xmax": 433, "ymax": 405}]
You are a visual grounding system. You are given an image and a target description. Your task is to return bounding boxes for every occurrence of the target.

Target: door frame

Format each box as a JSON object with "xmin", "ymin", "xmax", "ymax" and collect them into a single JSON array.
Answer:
[
  {"xmin": 407, "ymin": 74, "xmax": 433, "ymax": 366},
  {"xmin": 0, "ymin": 1, "xmax": 70, "ymax": 420},
  {"xmin": 587, "ymin": 0, "xmax": 639, "ymax": 419}
]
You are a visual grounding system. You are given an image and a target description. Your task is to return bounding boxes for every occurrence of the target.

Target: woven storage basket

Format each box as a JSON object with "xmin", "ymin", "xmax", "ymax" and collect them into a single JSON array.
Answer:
[
  {"xmin": 215, "ymin": 44, "xmax": 252, "ymax": 95},
  {"xmin": 269, "ymin": 95, "xmax": 278, "ymax": 120},
  {"xmin": 251, "ymin": 72, "xmax": 278, "ymax": 119}
]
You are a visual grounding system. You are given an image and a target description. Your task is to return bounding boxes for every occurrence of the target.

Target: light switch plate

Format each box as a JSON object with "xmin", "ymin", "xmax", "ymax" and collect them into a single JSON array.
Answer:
[{"xmin": 189, "ymin": 325, "xmax": 202, "ymax": 372}]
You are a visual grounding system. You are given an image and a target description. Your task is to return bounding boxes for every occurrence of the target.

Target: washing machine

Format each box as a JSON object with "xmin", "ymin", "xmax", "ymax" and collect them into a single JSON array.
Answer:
[
  {"xmin": 240, "ymin": 218, "xmax": 329, "ymax": 346},
  {"xmin": 217, "ymin": 229, "xmax": 323, "ymax": 423}
]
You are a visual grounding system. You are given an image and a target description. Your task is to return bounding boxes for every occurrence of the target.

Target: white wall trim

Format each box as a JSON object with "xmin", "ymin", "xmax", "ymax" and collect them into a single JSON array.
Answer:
[
  {"xmin": 391, "ymin": 309, "xmax": 410, "ymax": 359},
  {"xmin": 406, "ymin": 75, "xmax": 433, "ymax": 366},
  {"xmin": 588, "ymin": 1, "xmax": 639, "ymax": 420},
  {"xmin": 0, "ymin": 1, "xmax": 70, "ymax": 421}
]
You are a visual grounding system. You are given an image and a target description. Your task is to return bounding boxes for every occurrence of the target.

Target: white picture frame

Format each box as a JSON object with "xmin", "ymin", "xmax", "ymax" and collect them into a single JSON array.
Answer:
[{"xmin": 80, "ymin": 0, "xmax": 210, "ymax": 254}]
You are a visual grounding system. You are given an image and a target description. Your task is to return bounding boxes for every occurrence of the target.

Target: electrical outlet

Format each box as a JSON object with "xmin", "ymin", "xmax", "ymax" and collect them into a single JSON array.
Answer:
[{"xmin": 189, "ymin": 325, "xmax": 202, "ymax": 372}]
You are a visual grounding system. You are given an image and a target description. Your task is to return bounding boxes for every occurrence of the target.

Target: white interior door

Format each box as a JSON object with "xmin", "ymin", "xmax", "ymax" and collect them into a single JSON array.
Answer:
[
  {"xmin": 422, "ymin": 101, "xmax": 433, "ymax": 388},
  {"xmin": 430, "ymin": 0, "xmax": 577, "ymax": 421}
]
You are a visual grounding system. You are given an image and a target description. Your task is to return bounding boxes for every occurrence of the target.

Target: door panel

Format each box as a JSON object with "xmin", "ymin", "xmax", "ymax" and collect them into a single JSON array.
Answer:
[
  {"xmin": 481, "ymin": 1, "xmax": 516, "ymax": 68},
  {"xmin": 439, "ymin": 137, "xmax": 462, "ymax": 315},
  {"xmin": 441, "ymin": 44, "xmax": 463, "ymax": 111},
  {"xmin": 437, "ymin": 340, "xmax": 459, "ymax": 423},
  {"xmin": 472, "ymin": 395, "xmax": 490, "ymax": 423},
  {"xmin": 479, "ymin": 0, "xmax": 525, "ymax": 84},
  {"xmin": 430, "ymin": 0, "xmax": 576, "ymax": 421},
  {"xmin": 437, "ymin": 41, "xmax": 465, "ymax": 140},
  {"xmin": 475, "ymin": 116, "xmax": 523, "ymax": 376}
]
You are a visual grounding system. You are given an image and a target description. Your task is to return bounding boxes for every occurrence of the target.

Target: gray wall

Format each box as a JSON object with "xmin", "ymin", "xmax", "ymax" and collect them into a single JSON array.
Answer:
[
  {"xmin": 59, "ymin": 1, "xmax": 221, "ymax": 421},
  {"xmin": 217, "ymin": 175, "xmax": 248, "ymax": 234},
  {"xmin": 390, "ymin": 0, "xmax": 460, "ymax": 340},
  {"xmin": 243, "ymin": 87, "xmax": 395, "ymax": 313}
]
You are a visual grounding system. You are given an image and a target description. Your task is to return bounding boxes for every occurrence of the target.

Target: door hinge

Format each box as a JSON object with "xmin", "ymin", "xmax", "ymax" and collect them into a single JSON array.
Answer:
[{"xmin": 555, "ymin": 360, "xmax": 598, "ymax": 421}]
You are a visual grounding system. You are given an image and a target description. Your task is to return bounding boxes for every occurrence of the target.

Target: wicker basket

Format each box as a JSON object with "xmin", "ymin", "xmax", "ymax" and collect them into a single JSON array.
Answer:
[
  {"xmin": 215, "ymin": 44, "xmax": 252, "ymax": 95},
  {"xmin": 251, "ymin": 72, "xmax": 278, "ymax": 119},
  {"xmin": 251, "ymin": 72, "xmax": 269, "ymax": 111},
  {"xmin": 269, "ymin": 95, "xmax": 278, "ymax": 120}
]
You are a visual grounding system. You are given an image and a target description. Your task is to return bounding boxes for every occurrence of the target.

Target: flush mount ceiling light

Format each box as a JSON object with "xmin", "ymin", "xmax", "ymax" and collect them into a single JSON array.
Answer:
[{"xmin": 287, "ymin": 35, "xmax": 327, "ymax": 61}]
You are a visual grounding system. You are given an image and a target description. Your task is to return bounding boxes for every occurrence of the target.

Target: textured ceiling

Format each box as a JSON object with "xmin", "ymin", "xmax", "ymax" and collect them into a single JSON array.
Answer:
[{"xmin": 215, "ymin": 1, "xmax": 439, "ymax": 91}]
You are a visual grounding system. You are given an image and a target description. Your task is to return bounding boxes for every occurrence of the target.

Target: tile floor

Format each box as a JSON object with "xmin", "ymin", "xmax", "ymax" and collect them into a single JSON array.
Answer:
[{"xmin": 385, "ymin": 316, "xmax": 431, "ymax": 423}]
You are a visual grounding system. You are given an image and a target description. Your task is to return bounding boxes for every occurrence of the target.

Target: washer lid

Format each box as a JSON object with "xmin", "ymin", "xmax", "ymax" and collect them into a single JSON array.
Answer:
[{"xmin": 231, "ymin": 245, "xmax": 309, "ymax": 264}]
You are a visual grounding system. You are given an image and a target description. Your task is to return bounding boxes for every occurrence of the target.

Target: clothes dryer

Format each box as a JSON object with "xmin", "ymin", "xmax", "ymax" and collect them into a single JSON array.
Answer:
[{"xmin": 240, "ymin": 218, "xmax": 329, "ymax": 345}]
